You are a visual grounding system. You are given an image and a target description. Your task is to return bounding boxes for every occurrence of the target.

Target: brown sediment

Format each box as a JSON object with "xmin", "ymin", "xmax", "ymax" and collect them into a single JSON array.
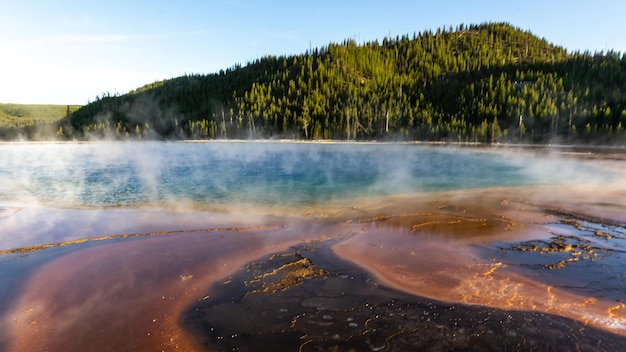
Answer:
[
  {"xmin": 358, "ymin": 212, "xmax": 435, "ymax": 223},
  {"xmin": 4, "ymin": 181, "xmax": 626, "ymax": 349},
  {"xmin": 509, "ymin": 233, "xmax": 608, "ymax": 270},
  {"xmin": 333, "ymin": 186, "xmax": 626, "ymax": 337},
  {"xmin": 244, "ymin": 252, "xmax": 329, "ymax": 295},
  {"xmin": 3, "ymin": 217, "xmax": 344, "ymax": 352},
  {"xmin": 0, "ymin": 225, "xmax": 285, "ymax": 256}
]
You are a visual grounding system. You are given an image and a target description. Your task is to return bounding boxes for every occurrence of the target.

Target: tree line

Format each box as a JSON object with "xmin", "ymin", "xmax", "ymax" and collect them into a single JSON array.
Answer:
[{"xmin": 6, "ymin": 22, "xmax": 626, "ymax": 144}]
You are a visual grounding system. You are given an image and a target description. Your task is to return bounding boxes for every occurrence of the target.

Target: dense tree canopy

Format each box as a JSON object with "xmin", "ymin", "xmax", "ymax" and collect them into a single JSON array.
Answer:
[{"xmin": 8, "ymin": 23, "xmax": 626, "ymax": 144}]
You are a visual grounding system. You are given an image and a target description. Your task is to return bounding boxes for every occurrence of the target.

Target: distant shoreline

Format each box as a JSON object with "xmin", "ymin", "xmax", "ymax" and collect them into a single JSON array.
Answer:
[{"xmin": 3, "ymin": 138, "xmax": 626, "ymax": 157}]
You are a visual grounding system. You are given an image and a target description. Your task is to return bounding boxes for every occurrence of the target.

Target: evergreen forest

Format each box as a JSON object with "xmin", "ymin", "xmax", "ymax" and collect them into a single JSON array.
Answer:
[{"xmin": 4, "ymin": 23, "xmax": 626, "ymax": 144}]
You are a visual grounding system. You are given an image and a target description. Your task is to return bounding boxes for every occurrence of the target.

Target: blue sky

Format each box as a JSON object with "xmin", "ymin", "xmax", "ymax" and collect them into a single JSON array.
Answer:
[{"xmin": 2, "ymin": 0, "xmax": 625, "ymax": 105}]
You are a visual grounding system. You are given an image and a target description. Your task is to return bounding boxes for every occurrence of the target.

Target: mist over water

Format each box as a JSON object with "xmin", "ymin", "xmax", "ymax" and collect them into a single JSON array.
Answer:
[
  {"xmin": 2, "ymin": 141, "xmax": 626, "ymax": 351},
  {"xmin": 1, "ymin": 140, "xmax": 617, "ymax": 253},
  {"xmin": 0, "ymin": 141, "xmax": 611, "ymax": 210}
]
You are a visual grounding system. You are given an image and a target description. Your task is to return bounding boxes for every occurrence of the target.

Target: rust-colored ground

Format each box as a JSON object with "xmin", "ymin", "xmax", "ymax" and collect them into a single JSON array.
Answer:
[
  {"xmin": 3, "ymin": 155, "xmax": 626, "ymax": 351},
  {"xmin": 334, "ymin": 185, "xmax": 626, "ymax": 336}
]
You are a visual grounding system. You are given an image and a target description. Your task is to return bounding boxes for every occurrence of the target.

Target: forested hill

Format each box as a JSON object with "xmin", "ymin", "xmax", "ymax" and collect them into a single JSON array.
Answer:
[{"xmin": 46, "ymin": 23, "xmax": 626, "ymax": 143}]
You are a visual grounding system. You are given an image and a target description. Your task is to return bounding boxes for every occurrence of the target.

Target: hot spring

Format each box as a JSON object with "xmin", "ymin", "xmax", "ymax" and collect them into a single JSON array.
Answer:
[{"xmin": 1, "ymin": 141, "xmax": 625, "ymax": 351}]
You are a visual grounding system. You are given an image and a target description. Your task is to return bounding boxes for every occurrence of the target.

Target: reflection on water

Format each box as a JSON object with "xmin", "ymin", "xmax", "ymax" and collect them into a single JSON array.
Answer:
[
  {"xmin": 184, "ymin": 243, "xmax": 626, "ymax": 351},
  {"xmin": 0, "ymin": 142, "xmax": 611, "ymax": 210},
  {"xmin": 1, "ymin": 142, "xmax": 626, "ymax": 351},
  {"xmin": 494, "ymin": 209, "xmax": 626, "ymax": 310},
  {"xmin": 333, "ymin": 187, "xmax": 626, "ymax": 338}
]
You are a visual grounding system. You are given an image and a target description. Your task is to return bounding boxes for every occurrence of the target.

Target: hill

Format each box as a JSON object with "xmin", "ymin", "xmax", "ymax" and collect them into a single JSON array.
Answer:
[
  {"xmin": 10, "ymin": 23, "xmax": 626, "ymax": 143},
  {"xmin": 0, "ymin": 103, "xmax": 79, "ymax": 132}
]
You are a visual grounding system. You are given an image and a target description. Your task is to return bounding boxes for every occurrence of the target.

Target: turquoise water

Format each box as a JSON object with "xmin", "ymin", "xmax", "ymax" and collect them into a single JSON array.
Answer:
[
  {"xmin": 1, "ymin": 142, "xmax": 625, "ymax": 351},
  {"xmin": 0, "ymin": 142, "xmax": 608, "ymax": 209}
]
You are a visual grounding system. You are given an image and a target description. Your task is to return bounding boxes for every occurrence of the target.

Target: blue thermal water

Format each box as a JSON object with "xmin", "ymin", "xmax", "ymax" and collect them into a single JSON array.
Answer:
[
  {"xmin": 0, "ymin": 142, "xmax": 610, "ymax": 209},
  {"xmin": 2, "ymin": 141, "xmax": 626, "ymax": 351}
]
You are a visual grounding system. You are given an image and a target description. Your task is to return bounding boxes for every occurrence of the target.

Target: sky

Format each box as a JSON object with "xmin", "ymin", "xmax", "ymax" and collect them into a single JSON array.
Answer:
[{"xmin": 1, "ymin": 0, "xmax": 625, "ymax": 105}]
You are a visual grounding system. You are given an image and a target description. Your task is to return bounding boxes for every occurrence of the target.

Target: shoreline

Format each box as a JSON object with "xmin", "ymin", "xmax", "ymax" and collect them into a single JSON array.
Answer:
[
  {"xmin": 183, "ymin": 236, "xmax": 626, "ymax": 351},
  {"xmin": 2, "ymin": 146, "xmax": 626, "ymax": 349},
  {"xmin": 3, "ymin": 137, "xmax": 626, "ymax": 150},
  {"xmin": 332, "ymin": 185, "xmax": 626, "ymax": 336},
  {"xmin": 2, "ymin": 184, "xmax": 626, "ymax": 350},
  {"xmin": 3, "ymin": 218, "xmax": 338, "ymax": 351}
]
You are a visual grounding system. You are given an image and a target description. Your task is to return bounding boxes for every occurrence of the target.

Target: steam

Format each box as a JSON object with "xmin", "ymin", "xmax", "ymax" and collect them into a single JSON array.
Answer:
[
  {"xmin": 3, "ymin": 140, "xmax": 626, "ymax": 351},
  {"xmin": 1, "ymin": 140, "xmax": 624, "ymax": 251},
  {"xmin": 1, "ymin": 141, "xmax": 622, "ymax": 210},
  {"xmin": 490, "ymin": 146, "xmax": 625, "ymax": 190}
]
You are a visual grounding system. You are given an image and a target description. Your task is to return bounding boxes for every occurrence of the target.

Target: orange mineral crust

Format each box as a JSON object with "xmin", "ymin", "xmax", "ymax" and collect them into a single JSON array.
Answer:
[
  {"xmin": 5, "ymin": 219, "xmax": 338, "ymax": 352},
  {"xmin": 3, "ymin": 184, "xmax": 626, "ymax": 350},
  {"xmin": 333, "ymin": 186, "xmax": 626, "ymax": 336}
]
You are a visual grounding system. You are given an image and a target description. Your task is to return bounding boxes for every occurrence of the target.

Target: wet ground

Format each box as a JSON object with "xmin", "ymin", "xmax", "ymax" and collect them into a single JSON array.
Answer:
[
  {"xmin": 2, "ymin": 186, "xmax": 626, "ymax": 351},
  {"xmin": 490, "ymin": 207, "xmax": 626, "ymax": 321},
  {"xmin": 182, "ymin": 241, "xmax": 626, "ymax": 351}
]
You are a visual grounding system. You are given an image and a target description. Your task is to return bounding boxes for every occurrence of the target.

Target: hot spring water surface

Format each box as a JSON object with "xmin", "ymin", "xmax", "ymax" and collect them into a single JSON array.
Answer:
[
  {"xmin": 0, "ymin": 141, "xmax": 602, "ymax": 210},
  {"xmin": 1, "ymin": 141, "xmax": 625, "ymax": 351}
]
